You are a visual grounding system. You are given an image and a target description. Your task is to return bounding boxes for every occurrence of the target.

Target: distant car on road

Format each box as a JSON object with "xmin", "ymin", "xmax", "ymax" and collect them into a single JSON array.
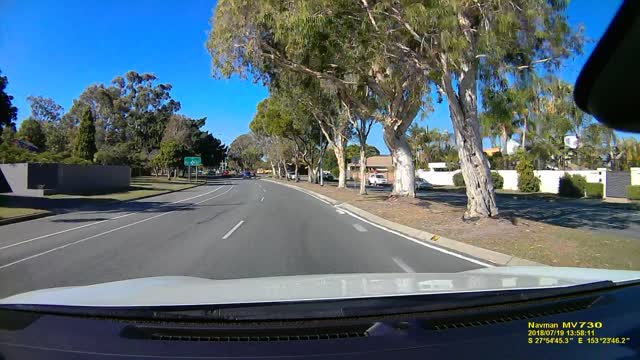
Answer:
[
  {"xmin": 415, "ymin": 178, "xmax": 433, "ymax": 191},
  {"xmin": 242, "ymin": 171, "xmax": 252, "ymax": 179},
  {"xmin": 368, "ymin": 174, "xmax": 387, "ymax": 186}
]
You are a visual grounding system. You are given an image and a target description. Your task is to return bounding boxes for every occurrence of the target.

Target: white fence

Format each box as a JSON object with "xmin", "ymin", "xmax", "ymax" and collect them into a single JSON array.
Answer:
[
  {"xmin": 632, "ymin": 167, "xmax": 640, "ymax": 185},
  {"xmin": 416, "ymin": 168, "xmax": 608, "ymax": 194}
]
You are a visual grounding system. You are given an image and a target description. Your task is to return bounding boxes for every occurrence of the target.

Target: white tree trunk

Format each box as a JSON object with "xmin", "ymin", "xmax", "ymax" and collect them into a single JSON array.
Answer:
[
  {"xmin": 500, "ymin": 126, "xmax": 508, "ymax": 155},
  {"xmin": 294, "ymin": 161, "xmax": 299, "ymax": 182},
  {"xmin": 441, "ymin": 58, "xmax": 498, "ymax": 219},
  {"xmin": 307, "ymin": 165, "xmax": 314, "ymax": 183},
  {"xmin": 383, "ymin": 123, "xmax": 415, "ymax": 197},
  {"xmin": 270, "ymin": 161, "xmax": 278, "ymax": 179},
  {"xmin": 359, "ymin": 144, "xmax": 367, "ymax": 195},
  {"xmin": 333, "ymin": 144, "xmax": 347, "ymax": 188}
]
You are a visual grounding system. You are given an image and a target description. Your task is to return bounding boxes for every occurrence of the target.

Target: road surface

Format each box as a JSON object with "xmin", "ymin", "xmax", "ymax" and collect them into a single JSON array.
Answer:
[{"xmin": 0, "ymin": 178, "xmax": 485, "ymax": 298}]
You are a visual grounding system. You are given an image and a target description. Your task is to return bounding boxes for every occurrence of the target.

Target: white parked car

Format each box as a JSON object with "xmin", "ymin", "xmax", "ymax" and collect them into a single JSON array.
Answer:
[
  {"xmin": 287, "ymin": 172, "xmax": 298, "ymax": 180},
  {"xmin": 368, "ymin": 174, "xmax": 387, "ymax": 186}
]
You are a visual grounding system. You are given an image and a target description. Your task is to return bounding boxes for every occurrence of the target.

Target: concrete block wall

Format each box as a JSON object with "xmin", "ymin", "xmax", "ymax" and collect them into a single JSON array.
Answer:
[
  {"xmin": 0, "ymin": 163, "xmax": 130, "ymax": 196},
  {"xmin": 55, "ymin": 164, "xmax": 130, "ymax": 193}
]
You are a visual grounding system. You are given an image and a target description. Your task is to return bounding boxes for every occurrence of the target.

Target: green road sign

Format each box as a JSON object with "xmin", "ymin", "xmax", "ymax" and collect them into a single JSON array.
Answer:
[{"xmin": 184, "ymin": 156, "xmax": 202, "ymax": 166}]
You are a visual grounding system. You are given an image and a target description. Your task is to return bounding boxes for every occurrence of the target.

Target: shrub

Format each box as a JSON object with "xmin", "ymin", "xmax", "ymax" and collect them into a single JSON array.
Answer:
[
  {"xmin": 515, "ymin": 155, "xmax": 540, "ymax": 192},
  {"xmin": 585, "ymin": 183, "xmax": 604, "ymax": 199},
  {"xmin": 558, "ymin": 173, "xmax": 587, "ymax": 198},
  {"xmin": 491, "ymin": 171, "xmax": 504, "ymax": 189},
  {"xmin": 628, "ymin": 185, "xmax": 640, "ymax": 200},
  {"xmin": 453, "ymin": 172, "xmax": 465, "ymax": 187}
]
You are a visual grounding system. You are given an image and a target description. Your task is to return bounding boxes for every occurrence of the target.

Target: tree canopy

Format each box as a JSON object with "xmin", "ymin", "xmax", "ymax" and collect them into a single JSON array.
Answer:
[{"xmin": 0, "ymin": 70, "xmax": 18, "ymax": 138}]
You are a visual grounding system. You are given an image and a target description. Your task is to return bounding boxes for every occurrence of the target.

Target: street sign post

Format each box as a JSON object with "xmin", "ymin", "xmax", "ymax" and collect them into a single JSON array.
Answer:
[{"xmin": 184, "ymin": 157, "xmax": 202, "ymax": 183}]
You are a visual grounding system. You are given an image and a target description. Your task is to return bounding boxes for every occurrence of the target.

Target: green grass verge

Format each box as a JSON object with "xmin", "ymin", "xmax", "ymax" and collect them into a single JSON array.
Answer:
[{"xmin": 0, "ymin": 207, "xmax": 48, "ymax": 220}]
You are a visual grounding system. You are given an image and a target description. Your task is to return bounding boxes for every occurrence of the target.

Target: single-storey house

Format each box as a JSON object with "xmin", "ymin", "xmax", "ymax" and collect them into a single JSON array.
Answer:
[{"xmin": 348, "ymin": 155, "xmax": 395, "ymax": 183}]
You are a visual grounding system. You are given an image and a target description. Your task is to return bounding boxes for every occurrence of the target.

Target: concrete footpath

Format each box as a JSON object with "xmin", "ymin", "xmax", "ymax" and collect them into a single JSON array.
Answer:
[{"xmin": 263, "ymin": 178, "xmax": 541, "ymax": 267}]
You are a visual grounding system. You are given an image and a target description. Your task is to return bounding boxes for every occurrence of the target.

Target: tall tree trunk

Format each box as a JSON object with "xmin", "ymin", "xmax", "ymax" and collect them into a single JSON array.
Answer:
[
  {"xmin": 281, "ymin": 160, "xmax": 288, "ymax": 181},
  {"xmin": 307, "ymin": 165, "xmax": 315, "ymax": 183},
  {"xmin": 270, "ymin": 161, "xmax": 278, "ymax": 178},
  {"xmin": 522, "ymin": 116, "xmax": 527, "ymax": 150},
  {"xmin": 500, "ymin": 126, "xmax": 508, "ymax": 155},
  {"xmin": 333, "ymin": 143, "xmax": 347, "ymax": 188},
  {"xmin": 383, "ymin": 122, "xmax": 415, "ymax": 197},
  {"xmin": 441, "ymin": 58, "xmax": 498, "ymax": 219},
  {"xmin": 294, "ymin": 161, "xmax": 299, "ymax": 182},
  {"xmin": 359, "ymin": 143, "xmax": 367, "ymax": 195}
]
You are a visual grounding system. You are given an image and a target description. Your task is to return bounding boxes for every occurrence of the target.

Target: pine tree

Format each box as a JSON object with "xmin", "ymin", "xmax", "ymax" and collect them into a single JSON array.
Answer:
[{"xmin": 73, "ymin": 107, "xmax": 97, "ymax": 161}]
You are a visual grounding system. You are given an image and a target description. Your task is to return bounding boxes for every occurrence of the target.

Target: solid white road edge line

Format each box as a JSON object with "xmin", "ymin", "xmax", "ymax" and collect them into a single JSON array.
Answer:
[
  {"xmin": 0, "ymin": 186, "xmax": 224, "ymax": 252},
  {"xmin": 0, "ymin": 186, "xmax": 234, "ymax": 270},
  {"xmin": 222, "ymin": 220, "xmax": 245, "ymax": 240},
  {"xmin": 260, "ymin": 197, "xmax": 264, "ymax": 202},
  {"xmin": 392, "ymin": 257, "xmax": 416, "ymax": 273},
  {"xmin": 338, "ymin": 206, "xmax": 494, "ymax": 268}
]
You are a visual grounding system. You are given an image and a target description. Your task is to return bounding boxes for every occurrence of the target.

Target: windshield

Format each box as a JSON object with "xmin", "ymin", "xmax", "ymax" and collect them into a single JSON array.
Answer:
[{"xmin": 0, "ymin": 0, "xmax": 638, "ymax": 311}]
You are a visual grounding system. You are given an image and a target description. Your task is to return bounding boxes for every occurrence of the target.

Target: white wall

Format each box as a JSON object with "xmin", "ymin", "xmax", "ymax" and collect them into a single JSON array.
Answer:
[
  {"xmin": 632, "ymin": 168, "xmax": 640, "ymax": 186},
  {"xmin": 416, "ymin": 168, "xmax": 606, "ymax": 194}
]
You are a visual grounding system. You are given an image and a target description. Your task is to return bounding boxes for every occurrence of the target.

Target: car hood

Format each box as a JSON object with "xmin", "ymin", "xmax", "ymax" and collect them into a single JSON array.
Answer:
[{"xmin": 1, "ymin": 266, "xmax": 639, "ymax": 307}]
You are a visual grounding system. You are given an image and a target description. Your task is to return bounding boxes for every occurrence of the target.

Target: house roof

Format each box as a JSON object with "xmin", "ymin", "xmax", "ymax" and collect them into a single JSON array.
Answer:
[
  {"xmin": 483, "ymin": 147, "xmax": 500, "ymax": 156},
  {"xmin": 350, "ymin": 155, "xmax": 393, "ymax": 168}
]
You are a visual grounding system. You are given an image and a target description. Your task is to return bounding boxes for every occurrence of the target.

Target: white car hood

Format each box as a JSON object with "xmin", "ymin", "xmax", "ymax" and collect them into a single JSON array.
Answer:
[{"xmin": 1, "ymin": 266, "xmax": 639, "ymax": 307}]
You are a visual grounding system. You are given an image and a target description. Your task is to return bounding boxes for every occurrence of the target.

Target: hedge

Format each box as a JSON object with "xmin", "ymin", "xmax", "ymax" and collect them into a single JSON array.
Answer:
[
  {"xmin": 453, "ymin": 172, "xmax": 465, "ymax": 187},
  {"xmin": 491, "ymin": 171, "xmax": 504, "ymax": 189},
  {"xmin": 585, "ymin": 182, "xmax": 603, "ymax": 199},
  {"xmin": 515, "ymin": 156, "xmax": 540, "ymax": 192},
  {"xmin": 628, "ymin": 185, "xmax": 640, "ymax": 200},
  {"xmin": 558, "ymin": 173, "xmax": 587, "ymax": 198},
  {"xmin": 451, "ymin": 171, "xmax": 503, "ymax": 189}
]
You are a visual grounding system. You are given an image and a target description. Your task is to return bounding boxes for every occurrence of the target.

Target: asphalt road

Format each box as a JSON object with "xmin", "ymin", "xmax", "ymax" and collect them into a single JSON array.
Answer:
[{"xmin": 0, "ymin": 178, "xmax": 485, "ymax": 298}]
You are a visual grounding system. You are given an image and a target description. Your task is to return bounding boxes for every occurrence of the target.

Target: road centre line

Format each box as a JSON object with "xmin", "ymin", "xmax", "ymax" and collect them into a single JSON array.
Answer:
[
  {"xmin": 222, "ymin": 220, "xmax": 245, "ymax": 240},
  {"xmin": 337, "ymin": 206, "xmax": 493, "ymax": 268},
  {"xmin": 0, "ymin": 186, "xmax": 234, "ymax": 270},
  {"xmin": 0, "ymin": 186, "xmax": 223, "ymax": 252},
  {"xmin": 260, "ymin": 197, "xmax": 264, "ymax": 202},
  {"xmin": 392, "ymin": 257, "xmax": 416, "ymax": 273}
]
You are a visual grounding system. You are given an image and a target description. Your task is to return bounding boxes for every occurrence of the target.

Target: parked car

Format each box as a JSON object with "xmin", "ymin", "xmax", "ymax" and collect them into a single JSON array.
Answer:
[
  {"xmin": 415, "ymin": 178, "xmax": 433, "ymax": 191},
  {"xmin": 242, "ymin": 171, "xmax": 252, "ymax": 179},
  {"xmin": 287, "ymin": 172, "xmax": 298, "ymax": 180},
  {"xmin": 368, "ymin": 174, "xmax": 387, "ymax": 186},
  {"xmin": 322, "ymin": 172, "xmax": 335, "ymax": 181}
]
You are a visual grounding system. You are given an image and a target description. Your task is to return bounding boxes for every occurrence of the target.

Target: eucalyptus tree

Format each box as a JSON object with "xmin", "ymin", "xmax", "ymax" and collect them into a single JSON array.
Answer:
[
  {"xmin": 360, "ymin": 0, "xmax": 583, "ymax": 218},
  {"xmin": 0, "ymin": 70, "xmax": 17, "ymax": 138},
  {"xmin": 275, "ymin": 73, "xmax": 352, "ymax": 188},
  {"xmin": 207, "ymin": 0, "xmax": 427, "ymax": 197}
]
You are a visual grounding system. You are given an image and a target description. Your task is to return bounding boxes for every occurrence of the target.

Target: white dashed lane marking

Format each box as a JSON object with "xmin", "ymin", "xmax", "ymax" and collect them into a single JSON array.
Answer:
[{"xmin": 352, "ymin": 224, "xmax": 367, "ymax": 232}]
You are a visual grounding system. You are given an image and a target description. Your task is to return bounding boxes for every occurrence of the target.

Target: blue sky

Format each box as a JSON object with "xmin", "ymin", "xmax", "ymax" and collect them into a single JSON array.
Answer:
[{"xmin": 0, "ymin": 0, "xmax": 625, "ymax": 152}]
